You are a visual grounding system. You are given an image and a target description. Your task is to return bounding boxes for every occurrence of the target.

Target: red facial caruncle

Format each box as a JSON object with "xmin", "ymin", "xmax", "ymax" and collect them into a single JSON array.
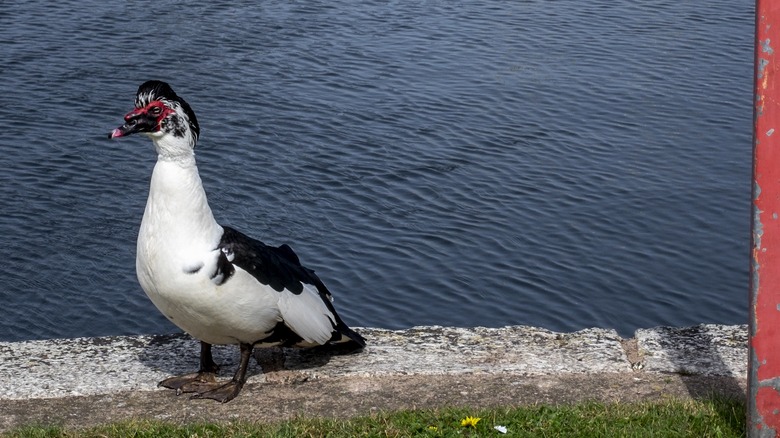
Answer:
[{"xmin": 110, "ymin": 101, "xmax": 175, "ymax": 139}]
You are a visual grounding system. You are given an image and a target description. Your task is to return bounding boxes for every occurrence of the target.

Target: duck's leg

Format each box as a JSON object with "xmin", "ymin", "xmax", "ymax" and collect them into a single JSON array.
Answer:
[
  {"xmin": 159, "ymin": 341, "xmax": 220, "ymax": 395},
  {"xmin": 191, "ymin": 342, "xmax": 253, "ymax": 403}
]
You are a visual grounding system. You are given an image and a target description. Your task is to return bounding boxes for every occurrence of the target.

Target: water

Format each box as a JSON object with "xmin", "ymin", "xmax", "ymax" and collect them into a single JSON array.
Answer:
[{"xmin": 0, "ymin": 0, "xmax": 753, "ymax": 341}]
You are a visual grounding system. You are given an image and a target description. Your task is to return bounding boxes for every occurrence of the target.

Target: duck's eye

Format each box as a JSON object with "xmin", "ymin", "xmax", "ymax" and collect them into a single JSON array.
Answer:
[{"xmin": 148, "ymin": 106, "xmax": 163, "ymax": 116}]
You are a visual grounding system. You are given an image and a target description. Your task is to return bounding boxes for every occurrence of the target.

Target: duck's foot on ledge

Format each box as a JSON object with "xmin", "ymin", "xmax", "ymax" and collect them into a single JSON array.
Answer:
[
  {"xmin": 190, "ymin": 380, "xmax": 245, "ymax": 403},
  {"xmin": 158, "ymin": 371, "xmax": 218, "ymax": 395},
  {"xmin": 158, "ymin": 341, "xmax": 253, "ymax": 403}
]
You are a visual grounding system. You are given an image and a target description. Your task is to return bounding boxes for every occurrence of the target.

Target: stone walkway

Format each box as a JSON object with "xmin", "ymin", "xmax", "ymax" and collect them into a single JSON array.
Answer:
[{"xmin": 0, "ymin": 324, "xmax": 747, "ymax": 432}]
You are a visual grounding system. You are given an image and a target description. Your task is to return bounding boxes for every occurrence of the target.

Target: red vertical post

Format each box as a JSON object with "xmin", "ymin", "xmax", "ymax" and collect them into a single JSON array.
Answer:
[{"xmin": 751, "ymin": 1, "xmax": 780, "ymax": 435}]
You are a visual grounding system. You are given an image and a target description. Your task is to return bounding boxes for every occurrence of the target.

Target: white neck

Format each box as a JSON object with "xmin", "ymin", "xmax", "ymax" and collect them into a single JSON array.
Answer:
[
  {"xmin": 147, "ymin": 127, "xmax": 197, "ymax": 161},
  {"xmin": 140, "ymin": 144, "xmax": 222, "ymax": 252}
]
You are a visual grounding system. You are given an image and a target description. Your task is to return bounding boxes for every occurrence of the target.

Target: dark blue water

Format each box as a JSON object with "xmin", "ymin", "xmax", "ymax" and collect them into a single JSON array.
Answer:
[{"xmin": 0, "ymin": 0, "xmax": 753, "ymax": 341}]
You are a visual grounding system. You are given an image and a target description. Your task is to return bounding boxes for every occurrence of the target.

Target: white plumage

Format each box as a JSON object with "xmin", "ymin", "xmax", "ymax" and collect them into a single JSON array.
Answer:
[{"xmin": 110, "ymin": 80, "xmax": 364, "ymax": 402}]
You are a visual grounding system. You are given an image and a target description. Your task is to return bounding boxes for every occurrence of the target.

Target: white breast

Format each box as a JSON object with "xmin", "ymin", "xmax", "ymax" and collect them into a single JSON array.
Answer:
[{"xmin": 136, "ymin": 157, "xmax": 281, "ymax": 345}]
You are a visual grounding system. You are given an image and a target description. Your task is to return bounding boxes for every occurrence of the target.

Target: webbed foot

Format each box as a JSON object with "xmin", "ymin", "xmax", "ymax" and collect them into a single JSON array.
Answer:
[
  {"xmin": 159, "ymin": 371, "xmax": 218, "ymax": 395},
  {"xmin": 189, "ymin": 342, "xmax": 253, "ymax": 403},
  {"xmin": 160, "ymin": 341, "xmax": 253, "ymax": 403},
  {"xmin": 190, "ymin": 380, "xmax": 245, "ymax": 403}
]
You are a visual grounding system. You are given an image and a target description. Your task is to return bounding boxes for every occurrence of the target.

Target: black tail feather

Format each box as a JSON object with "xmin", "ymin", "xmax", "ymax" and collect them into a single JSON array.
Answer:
[{"xmin": 339, "ymin": 325, "xmax": 366, "ymax": 349}]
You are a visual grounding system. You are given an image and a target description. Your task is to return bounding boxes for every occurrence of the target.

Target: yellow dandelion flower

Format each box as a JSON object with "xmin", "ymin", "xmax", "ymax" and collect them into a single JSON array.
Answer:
[{"xmin": 460, "ymin": 416, "xmax": 481, "ymax": 428}]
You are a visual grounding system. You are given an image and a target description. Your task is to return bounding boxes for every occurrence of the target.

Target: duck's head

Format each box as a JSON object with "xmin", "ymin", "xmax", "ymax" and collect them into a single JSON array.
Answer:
[{"xmin": 110, "ymin": 80, "xmax": 200, "ymax": 155}]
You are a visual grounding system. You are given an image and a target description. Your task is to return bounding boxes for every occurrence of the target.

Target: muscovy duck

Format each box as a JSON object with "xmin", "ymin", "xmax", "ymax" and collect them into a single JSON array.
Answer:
[{"xmin": 109, "ymin": 80, "xmax": 365, "ymax": 402}]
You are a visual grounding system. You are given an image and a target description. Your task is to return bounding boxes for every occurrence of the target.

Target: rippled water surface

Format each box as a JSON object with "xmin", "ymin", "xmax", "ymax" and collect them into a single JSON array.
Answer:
[{"xmin": 0, "ymin": 0, "xmax": 753, "ymax": 341}]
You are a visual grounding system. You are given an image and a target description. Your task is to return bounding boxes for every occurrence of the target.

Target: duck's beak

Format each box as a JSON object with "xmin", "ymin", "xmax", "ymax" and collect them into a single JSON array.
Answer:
[{"xmin": 109, "ymin": 108, "xmax": 157, "ymax": 139}]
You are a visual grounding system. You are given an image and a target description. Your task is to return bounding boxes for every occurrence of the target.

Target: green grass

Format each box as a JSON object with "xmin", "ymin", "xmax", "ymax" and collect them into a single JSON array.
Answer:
[{"xmin": 5, "ymin": 397, "xmax": 745, "ymax": 438}]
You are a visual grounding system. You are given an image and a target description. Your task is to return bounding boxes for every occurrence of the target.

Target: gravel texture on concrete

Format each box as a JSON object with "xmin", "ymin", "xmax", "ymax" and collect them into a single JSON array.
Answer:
[
  {"xmin": 635, "ymin": 324, "xmax": 748, "ymax": 377},
  {"xmin": 0, "ymin": 324, "xmax": 747, "ymax": 432},
  {"xmin": 0, "ymin": 326, "xmax": 632, "ymax": 400}
]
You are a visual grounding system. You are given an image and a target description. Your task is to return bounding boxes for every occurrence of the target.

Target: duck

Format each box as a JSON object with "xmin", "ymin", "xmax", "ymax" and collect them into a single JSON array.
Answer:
[{"xmin": 109, "ymin": 80, "xmax": 365, "ymax": 402}]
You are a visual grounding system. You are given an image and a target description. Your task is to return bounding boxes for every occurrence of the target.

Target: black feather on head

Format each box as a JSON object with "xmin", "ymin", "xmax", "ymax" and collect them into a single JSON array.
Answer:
[{"xmin": 135, "ymin": 80, "xmax": 200, "ymax": 140}]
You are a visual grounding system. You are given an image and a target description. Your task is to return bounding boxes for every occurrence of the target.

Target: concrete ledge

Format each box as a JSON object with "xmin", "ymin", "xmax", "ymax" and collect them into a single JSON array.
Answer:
[
  {"xmin": 636, "ymin": 324, "xmax": 748, "ymax": 376},
  {"xmin": 0, "ymin": 324, "xmax": 747, "ymax": 431}
]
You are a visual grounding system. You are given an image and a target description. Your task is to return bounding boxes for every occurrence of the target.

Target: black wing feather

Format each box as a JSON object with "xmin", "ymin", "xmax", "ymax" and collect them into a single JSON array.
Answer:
[
  {"xmin": 218, "ymin": 226, "xmax": 316, "ymax": 294},
  {"xmin": 217, "ymin": 225, "xmax": 366, "ymax": 348}
]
